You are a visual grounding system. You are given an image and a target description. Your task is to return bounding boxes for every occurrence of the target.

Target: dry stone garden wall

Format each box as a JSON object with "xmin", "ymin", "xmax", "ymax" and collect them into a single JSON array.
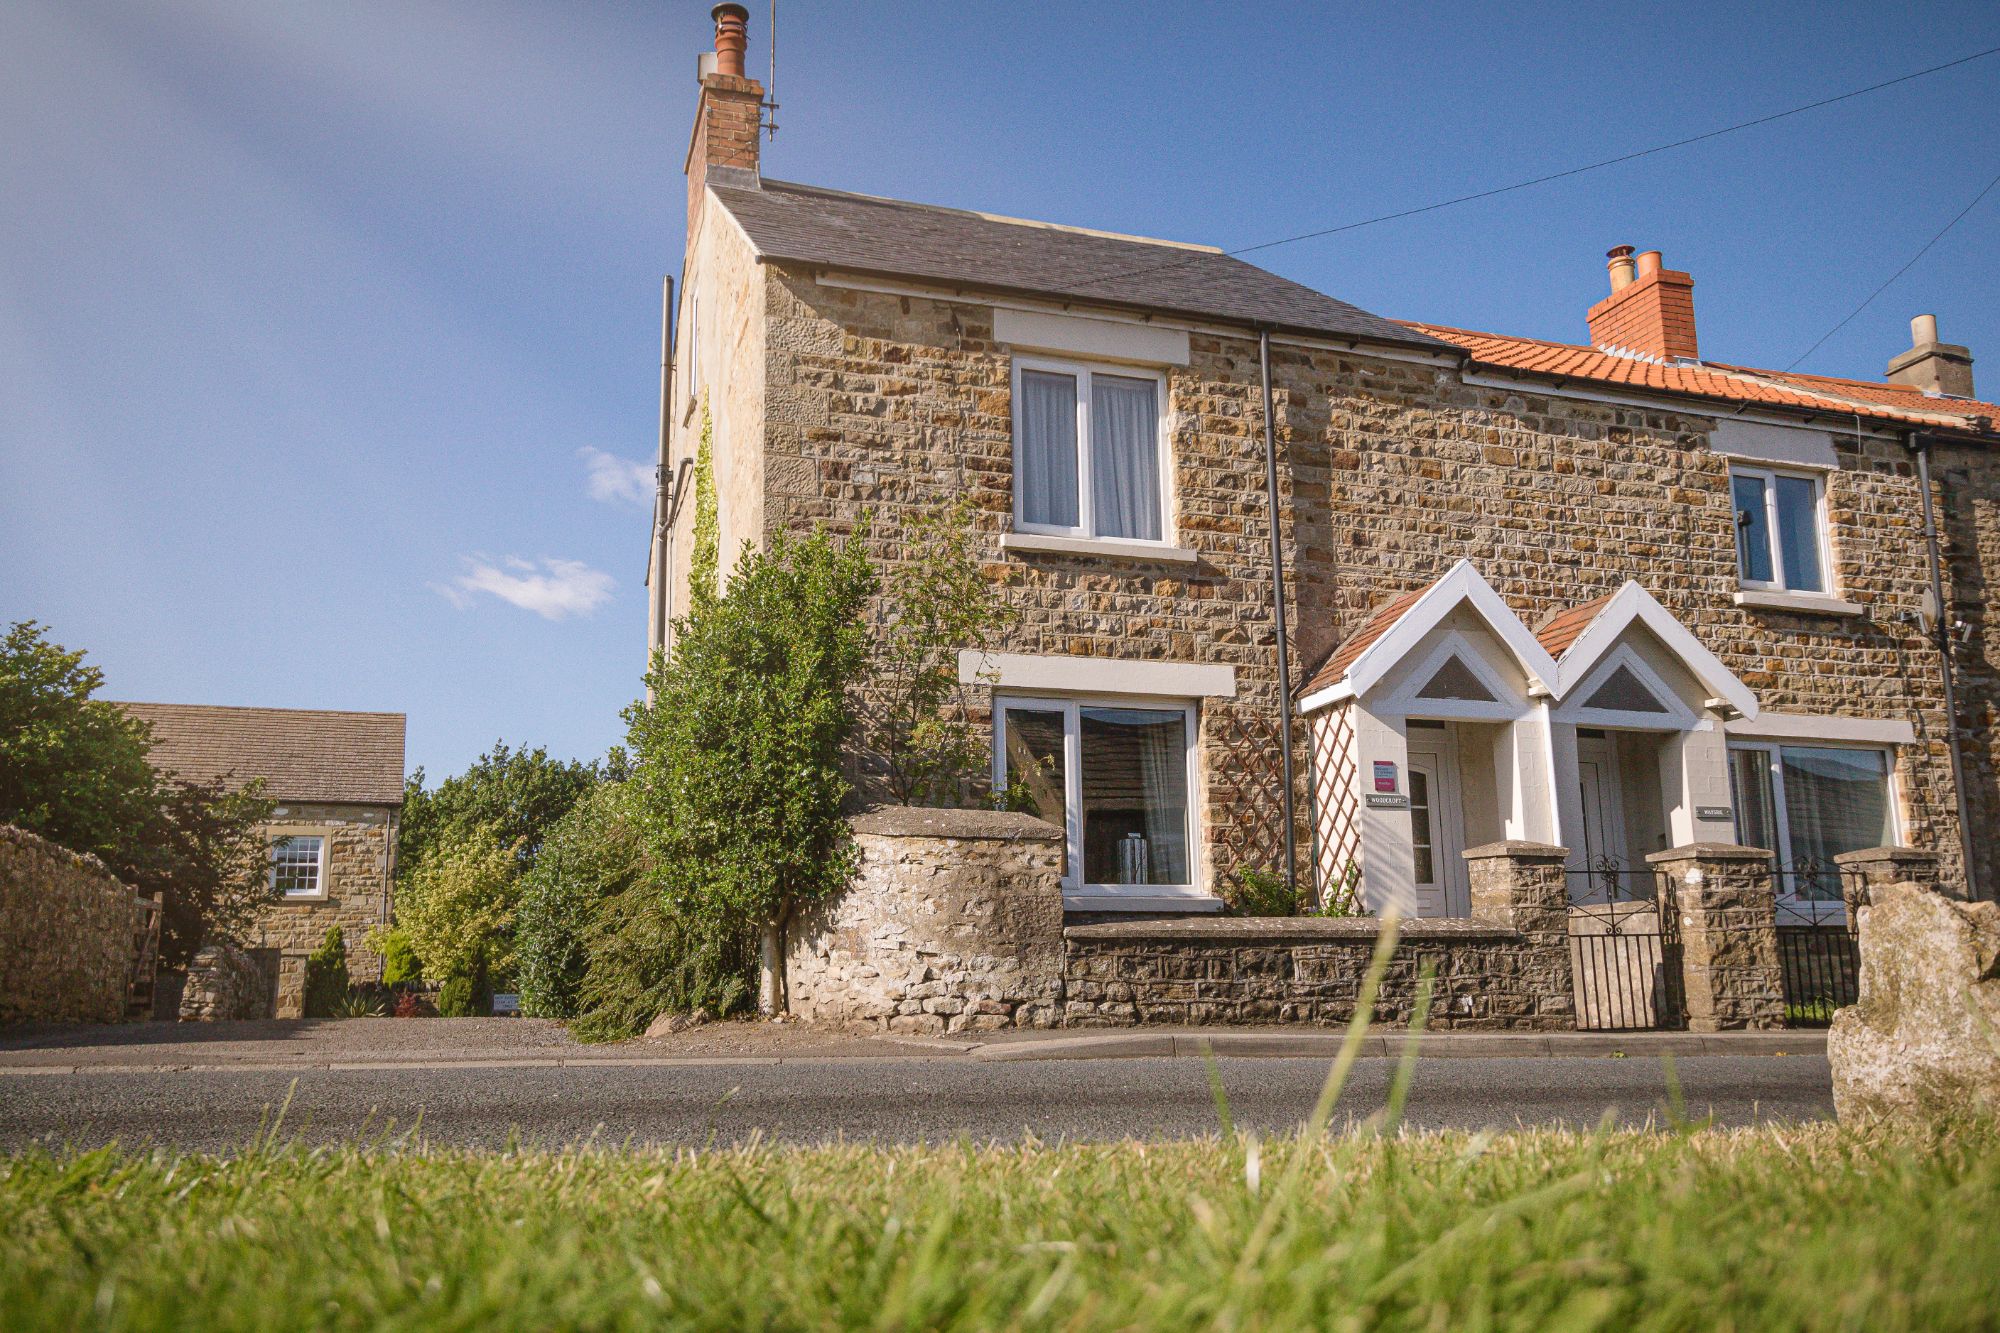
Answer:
[
  {"xmin": 0, "ymin": 824, "xmax": 147, "ymax": 1025},
  {"xmin": 785, "ymin": 807, "xmax": 1067, "ymax": 1033}
]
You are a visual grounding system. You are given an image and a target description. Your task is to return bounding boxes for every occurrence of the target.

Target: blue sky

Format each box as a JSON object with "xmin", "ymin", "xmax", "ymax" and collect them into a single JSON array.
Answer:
[{"xmin": 4, "ymin": 0, "xmax": 1997, "ymax": 781}]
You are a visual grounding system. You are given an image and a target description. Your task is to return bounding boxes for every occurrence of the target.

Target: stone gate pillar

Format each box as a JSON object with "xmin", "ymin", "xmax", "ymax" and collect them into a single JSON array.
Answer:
[
  {"xmin": 1647, "ymin": 843, "xmax": 1783, "ymax": 1032},
  {"xmin": 1834, "ymin": 846, "xmax": 1943, "ymax": 912},
  {"xmin": 1464, "ymin": 841, "xmax": 1574, "ymax": 1029}
]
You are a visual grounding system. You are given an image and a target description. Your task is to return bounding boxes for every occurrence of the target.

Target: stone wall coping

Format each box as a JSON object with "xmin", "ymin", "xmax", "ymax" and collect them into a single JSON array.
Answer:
[
  {"xmin": 0, "ymin": 823, "xmax": 131, "ymax": 890},
  {"xmin": 1064, "ymin": 916, "xmax": 1519, "ymax": 944},
  {"xmin": 848, "ymin": 805, "xmax": 1064, "ymax": 843},
  {"xmin": 1832, "ymin": 845, "xmax": 1935, "ymax": 867},
  {"xmin": 1462, "ymin": 840, "xmax": 1570, "ymax": 863},
  {"xmin": 1645, "ymin": 843, "xmax": 1776, "ymax": 865}
]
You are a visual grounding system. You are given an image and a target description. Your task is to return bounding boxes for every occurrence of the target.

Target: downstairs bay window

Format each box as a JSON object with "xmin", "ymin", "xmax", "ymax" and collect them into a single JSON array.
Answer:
[
  {"xmin": 994, "ymin": 696, "xmax": 1196, "ymax": 898},
  {"xmin": 1728, "ymin": 743, "xmax": 1896, "ymax": 899}
]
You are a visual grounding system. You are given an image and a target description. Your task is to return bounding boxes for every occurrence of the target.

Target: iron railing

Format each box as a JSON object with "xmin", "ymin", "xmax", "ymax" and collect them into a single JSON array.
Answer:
[
  {"xmin": 1768, "ymin": 859, "xmax": 1862, "ymax": 1028},
  {"xmin": 1566, "ymin": 858, "xmax": 1685, "ymax": 1031}
]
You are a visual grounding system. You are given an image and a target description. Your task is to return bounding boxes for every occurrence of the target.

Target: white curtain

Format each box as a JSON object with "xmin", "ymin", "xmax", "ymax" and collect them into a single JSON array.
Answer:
[
  {"xmin": 1089, "ymin": 374, "xmax": 1161, "ymax": 540},
  {"xmin": 1132, "ymin": 709, "xmax": 1188, "ymax": 885},
  {"xmin": 1782, "ymin": 746, "xmax": 1890, "ymax": 898},
  {"xmin": 1019, "ymin": 371, "xmax": 1078, "ymax": 528}
]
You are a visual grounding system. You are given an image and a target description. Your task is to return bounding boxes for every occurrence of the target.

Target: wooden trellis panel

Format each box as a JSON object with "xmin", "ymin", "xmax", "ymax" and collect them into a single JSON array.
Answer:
[{"xmin": 1307, "ymin": 703, "xmax": 1364, "ymax": 914}]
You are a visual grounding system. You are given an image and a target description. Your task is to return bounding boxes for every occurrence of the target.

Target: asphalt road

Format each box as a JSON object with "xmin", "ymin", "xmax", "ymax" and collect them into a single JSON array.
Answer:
[{"xmin": 0, "ymin": 1055, "xmax": 1832, "ymax": 1152}]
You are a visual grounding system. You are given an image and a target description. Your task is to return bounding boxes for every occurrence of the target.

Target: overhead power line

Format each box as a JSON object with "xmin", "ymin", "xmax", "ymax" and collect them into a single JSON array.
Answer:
[
  {"xmin": 1783, "ymin": 166, "xmax": 2000, "ymax": 371},
  {"xmin": 1053, "ymin": 44, "xmax": 2000, "ymax": 298}
]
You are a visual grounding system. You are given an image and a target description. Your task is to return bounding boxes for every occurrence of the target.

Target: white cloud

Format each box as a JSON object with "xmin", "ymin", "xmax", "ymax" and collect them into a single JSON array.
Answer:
[
  {"xmin": 579, "ymin": 446, "xmax": 653, "ymax": 506},
  {"xmin": 436, "ymin": 555, "xmax": 614, "ymax": 620}
]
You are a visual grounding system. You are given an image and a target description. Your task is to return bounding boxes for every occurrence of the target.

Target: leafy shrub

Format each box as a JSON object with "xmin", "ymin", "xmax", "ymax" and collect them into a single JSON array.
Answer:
[
  {"xmin": 689, "ymin": 402, "xmax": 719, "ymax": 610},
  {"xmin": 571, "ymin": 885, "xmax": 748, "ymax": 1042},
  {"xmin": 369, "ymin": 926, "xmax": 422, "ymax": 989},
  {"xmin": 397, "ymin": 824, "xmax": 520, "ymax": 984},
  {"xmin": 436, "ymin": 945, "xmax": 493, "ymax": 1018},
  {"xmin": 616, "ymin": 524, "xmax": 876, "ymax": 1019},
  {"xmin": 1228, "ymin": 868, "xmax": 1300, "ymax": 917},
  {"xmin": 398, "ymin": 742, "xmax": 598, "ymax": 881},
  {"xmin": 391, "ymin": 989, "xmax": 427, "ymax": 1019},
  {"xmin": 333, "ymin": 989, "xmax": 385, "ymax": 1018},
  {"xmin": 303, "ymin": 926, "xmax": 350, "ymax": 1018},
  {"xmin": 875, "ymin": 496, "xmax": 1017, "ymax": 806},
  {"xmin": 516, "ymin": 783, "xmax": 642, "ymax": 1020}
]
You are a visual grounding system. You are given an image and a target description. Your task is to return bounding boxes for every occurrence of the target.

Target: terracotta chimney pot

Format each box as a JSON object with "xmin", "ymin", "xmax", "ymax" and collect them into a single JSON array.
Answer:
[
  {"xmin": 1606, "ymin": 246, "xmax": 1637, "ymax": 292},
  {"xmin": 1636, "ymin": 250, "xmax": 1663, "ymax": 279},
  {"xmin": 711, "ymin": 3, "xmax": 749, "ymax": 78},
  {"xmin": 1912, "ymin": 313, "xmax": 1940, "ymax": 347}
]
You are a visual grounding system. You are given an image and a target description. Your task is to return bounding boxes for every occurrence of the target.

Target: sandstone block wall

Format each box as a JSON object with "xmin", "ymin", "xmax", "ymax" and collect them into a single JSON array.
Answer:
[
  {"xmin": 251, "ymin": 803, "xmax": 394, "ymax": 1018},
  {"xmin": 785, "ymin": 807, "xmax": 1066, "ymax": 1033},
  {"xmin": 1650, "ymin": 844, "xmax": 1785, "ymax": 1031},
  {"xmin": 1060, "ymin": 917, "xmax": 1574, "ymax": 1029},
  {"xmin": 0, "ymin": 824, "xmax": 147, "ymax": 1025}
]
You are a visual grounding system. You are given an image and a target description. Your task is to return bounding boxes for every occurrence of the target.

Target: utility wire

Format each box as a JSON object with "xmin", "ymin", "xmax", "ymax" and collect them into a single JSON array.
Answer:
[
  {"xmin": 1051, "ymin": 44, "xmax": 2000, "ymax": 298},
  {"xmin": 1783, "ymin": 167, "xmax": 2000, "ymax": 371}
]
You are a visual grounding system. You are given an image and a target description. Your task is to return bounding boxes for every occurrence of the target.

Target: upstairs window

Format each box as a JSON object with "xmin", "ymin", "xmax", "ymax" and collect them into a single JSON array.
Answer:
[
  {"xmin": 1014, "ymin": 358, "xmax": 1167, "ymax": 542},
  {"xmin": 270, "ymin": 835, "xmax": 325, "ymax": 898},
  {"xmin": 1731, "ymin": 465, "xmax": 1827, "ymax": 593}
]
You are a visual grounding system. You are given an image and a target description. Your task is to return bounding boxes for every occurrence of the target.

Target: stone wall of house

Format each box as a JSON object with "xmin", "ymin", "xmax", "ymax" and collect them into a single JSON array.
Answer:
[
  {"xmin": 1060, "ymin": 917, "xmax": 1573, "ymax": 1029},
  {"xmin": 743, "ymin": 266, "xmax": 1984, "ymax": 898},
  {"xmin": 785, "ymin": 807, "xmax": 1066, "ymax": 1033},
  {"xmin": 1932, "ymin": 439, "xmax": 2000, "ymax": 900},
  {"xmin": 251, "ymin": 802, "xmax": 394, "ymax": 1018},
  {"xmin": 0, "ymin": 824, "xmax": 146, "ymax": 1025}
]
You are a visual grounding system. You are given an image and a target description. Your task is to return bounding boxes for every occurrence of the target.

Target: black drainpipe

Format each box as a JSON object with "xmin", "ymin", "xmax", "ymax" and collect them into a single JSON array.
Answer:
[
  {"xmin": 1907, "ymin": 430, "xmax": 1980, "ymax": 900},
  {"xmin": 1258, "ymin": 329, "xmax": 1300, "ymax": 894}
]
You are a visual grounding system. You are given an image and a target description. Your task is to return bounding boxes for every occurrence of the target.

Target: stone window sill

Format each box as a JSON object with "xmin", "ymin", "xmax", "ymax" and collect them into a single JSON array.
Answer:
[
  {"xmin": 1061, "ymin": 891, "xmax": 1225, "ymax": 914},
  {"xmin": 1732, "ymin": 589, "xmax": 1864, "ymax": 618},
  {"xmin": 1001, "ymin": 532, "xmax": 1199, "ymax": 565}
]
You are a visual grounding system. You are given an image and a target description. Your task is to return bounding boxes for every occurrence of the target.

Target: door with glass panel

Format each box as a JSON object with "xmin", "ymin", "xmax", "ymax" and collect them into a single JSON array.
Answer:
[
  {"xmin": 1573, "ymin": 735, "xmax": 1632, "ymax": 901},
  {"xmin": 995, "ymin": 697, "xmax": 1197, "ymax": 898},
  {"xmin": 1729, "ymin": 743, "xmax": 1895, "ymax": 909},
  {"xmin": 1404, "ymin": 746, "xmax": 1467, "ymax": 918}
]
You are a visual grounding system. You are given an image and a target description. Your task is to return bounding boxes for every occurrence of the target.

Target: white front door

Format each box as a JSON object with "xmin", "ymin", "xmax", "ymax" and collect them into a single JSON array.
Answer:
[
  {"xmin": 1406, "ymin": 741, "xmax": 1468, "ymax": 918},
  {"xmin": 1574, "ymin": 734, "xmax": 1631, "ymax": 897}
]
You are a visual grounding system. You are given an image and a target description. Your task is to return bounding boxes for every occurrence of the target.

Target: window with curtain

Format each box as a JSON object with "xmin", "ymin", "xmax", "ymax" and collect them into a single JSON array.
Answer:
[
  {"xmin": 1729, "ymin": 743, "xmax": 1893, "ymax": 899},
  {"xmin": 1730, "ymin": 465, "xmax": 1828, "ymax": 593},
  {"xmin": 996, "ymin": 697, "xmax": 1194, "ymax": 891},
  {"xmin": 1013, "ymin": 358, "xmax": 1165, "ymax": 541}
]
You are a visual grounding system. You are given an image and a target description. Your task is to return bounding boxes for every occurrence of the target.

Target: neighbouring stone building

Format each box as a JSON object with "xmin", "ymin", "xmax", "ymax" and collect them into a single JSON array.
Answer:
[
  {"xmin": 653, "ymin": 10, "xmax": 1998, "ymax": 1025},
  {"xmin": 117, "ymin": 702, "xmax": 405, "ymax": 1018}
]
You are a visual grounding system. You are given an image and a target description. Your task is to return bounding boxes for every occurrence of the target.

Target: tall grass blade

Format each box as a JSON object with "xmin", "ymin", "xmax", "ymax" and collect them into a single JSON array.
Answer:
[
  {"xmin": 1199, "ymin": 1041, "xmax": 1236, "ymax": 1142},
  {"xmin": 1382, "ymin": 959, "xmax": 1437, "ymax": 1132}
]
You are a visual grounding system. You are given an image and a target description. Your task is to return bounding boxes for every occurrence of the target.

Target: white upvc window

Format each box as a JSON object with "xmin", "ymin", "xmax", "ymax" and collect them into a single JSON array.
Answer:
[
  {"xmin": 1727, "ymin": 742, "xmax": 1897, "ymax": 905},
  {"xmin": 993, "ymin": 695, "xmax": 1198, "ymax": 896},
  {"xmin": 1730, "ymin": 465, "xmax": 1831, "ymax": 594},
  {"xmin": 270, "ymin": 835, "xmax": 326, "ymax": 899},
  {"xmin": 1011, "ymin": 357, "xmax": 1170, "ymax": 544}
]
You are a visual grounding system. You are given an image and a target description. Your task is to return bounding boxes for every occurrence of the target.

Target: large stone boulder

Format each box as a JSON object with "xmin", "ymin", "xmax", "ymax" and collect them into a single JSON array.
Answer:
[{"xmin": 1828, "ymin": 881, "xmax": 2000, "ymax": 1123}]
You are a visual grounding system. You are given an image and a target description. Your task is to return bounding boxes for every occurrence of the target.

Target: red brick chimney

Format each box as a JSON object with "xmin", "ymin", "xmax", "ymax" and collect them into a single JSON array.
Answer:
[
  {"xmin": 686, "ymin": 3, "xmax": 764, "ymax": 235},
  {"xmin": 1587, "ymin": 246, "xmax": 1699, "ymax": 361}
]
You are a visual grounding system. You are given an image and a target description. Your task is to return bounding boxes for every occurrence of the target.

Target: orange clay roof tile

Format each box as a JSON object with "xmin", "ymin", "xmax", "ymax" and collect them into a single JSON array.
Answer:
[{"xmin": 1298, "ymin": 584, "xmax": 1433, "ymax": 699}]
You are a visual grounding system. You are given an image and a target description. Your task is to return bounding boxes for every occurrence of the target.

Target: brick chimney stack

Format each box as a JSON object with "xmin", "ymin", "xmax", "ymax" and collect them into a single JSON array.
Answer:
[
  {"xmin": 686, "ymin": 3, "xmax": 764, "ymax": 236},
  {"xmin": 1587, "ymin": 245, "xmax": 1699, "ymax": 361},
  {"xmin": 1886, "ymin": 313, "xmax": 1976, "ymax": 398}
]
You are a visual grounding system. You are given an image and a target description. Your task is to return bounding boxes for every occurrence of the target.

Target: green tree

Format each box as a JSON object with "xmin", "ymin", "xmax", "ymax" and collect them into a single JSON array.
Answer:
[
  {"xmin": 515, "ymin": 781, "xmax": 643, "ymax": 1020},
  {"xmin": 302, "ymin": 926, "xmax": 350, "ymax": 1018},
  {"xmin": 875, "ymin": 496, "xmax": 1018, "ymax": 806},
  {"xmin": 623, "ymin": 525, "xmax": 877, "ymax": 1015},
  {"xmin": 398, "ymin": 742, "xmax": 597, "ymax": 880},
  {"xmin": 0, "ymin": 620, "xmax": 159, "ymax": 861},
  {"xmin": 396, "ymin": 824, "xmax": 521, "ymax": 984},
  {"xmin": 1, "ymin": 620, "xmax": 277, "ymax": 968}
]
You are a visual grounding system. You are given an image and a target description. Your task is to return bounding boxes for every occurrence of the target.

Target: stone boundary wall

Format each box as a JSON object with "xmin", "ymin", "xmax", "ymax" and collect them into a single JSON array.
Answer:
[
  {"xmin": 1061, "ymin": 916, "xmax": 1572, "ymax": 1029},
  {"xmin": 0, "ymin": 824, "xmax": 147, "ymax": 1025},
  {"xmin": 784, "ymin": 807, "xmax": 1066, "ymax": 1033},
  {"xmin": 179, "ymin": 943, "xmax": 271, "ymax": 1022}
]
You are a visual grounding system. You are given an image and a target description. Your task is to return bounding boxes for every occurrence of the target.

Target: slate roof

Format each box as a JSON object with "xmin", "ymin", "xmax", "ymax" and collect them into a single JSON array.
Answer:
[
  {"xmin": 115, "ymin": 703, "xmax": 406, "ymax": 807},
  {"xmin": 1402, "ymin": 322, "xmax": 2000, "ymax": 436},
  {"xmin": 710, "ymin": 177, "xmax": 1450, "ymax": 350},
  {"xmin": 1298, "ymin": 584, "xmax": 1434, "ymax": 699}
]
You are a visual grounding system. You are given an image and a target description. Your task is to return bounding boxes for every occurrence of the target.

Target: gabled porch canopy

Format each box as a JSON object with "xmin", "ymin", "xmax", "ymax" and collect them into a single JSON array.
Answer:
[{"xmin": 1538, "ymin": 581, "xmax": 1759, "ymax": 721}]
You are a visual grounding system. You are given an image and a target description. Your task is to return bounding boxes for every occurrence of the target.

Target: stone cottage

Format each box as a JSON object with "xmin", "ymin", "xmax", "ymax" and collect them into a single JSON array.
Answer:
[
  {"xmin": 118, "ymin": 702, "xmax": 405, "ymax": 1018},
  {"xmin": 650, "ymin": 7, "xmax": 1998, "ymax": 949}
]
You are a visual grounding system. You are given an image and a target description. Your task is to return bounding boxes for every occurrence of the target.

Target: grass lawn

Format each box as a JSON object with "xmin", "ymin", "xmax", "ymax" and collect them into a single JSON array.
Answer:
[{"xmin": 1, "ymin": 1117, "xmax": 1995, "ymax": 1331}]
